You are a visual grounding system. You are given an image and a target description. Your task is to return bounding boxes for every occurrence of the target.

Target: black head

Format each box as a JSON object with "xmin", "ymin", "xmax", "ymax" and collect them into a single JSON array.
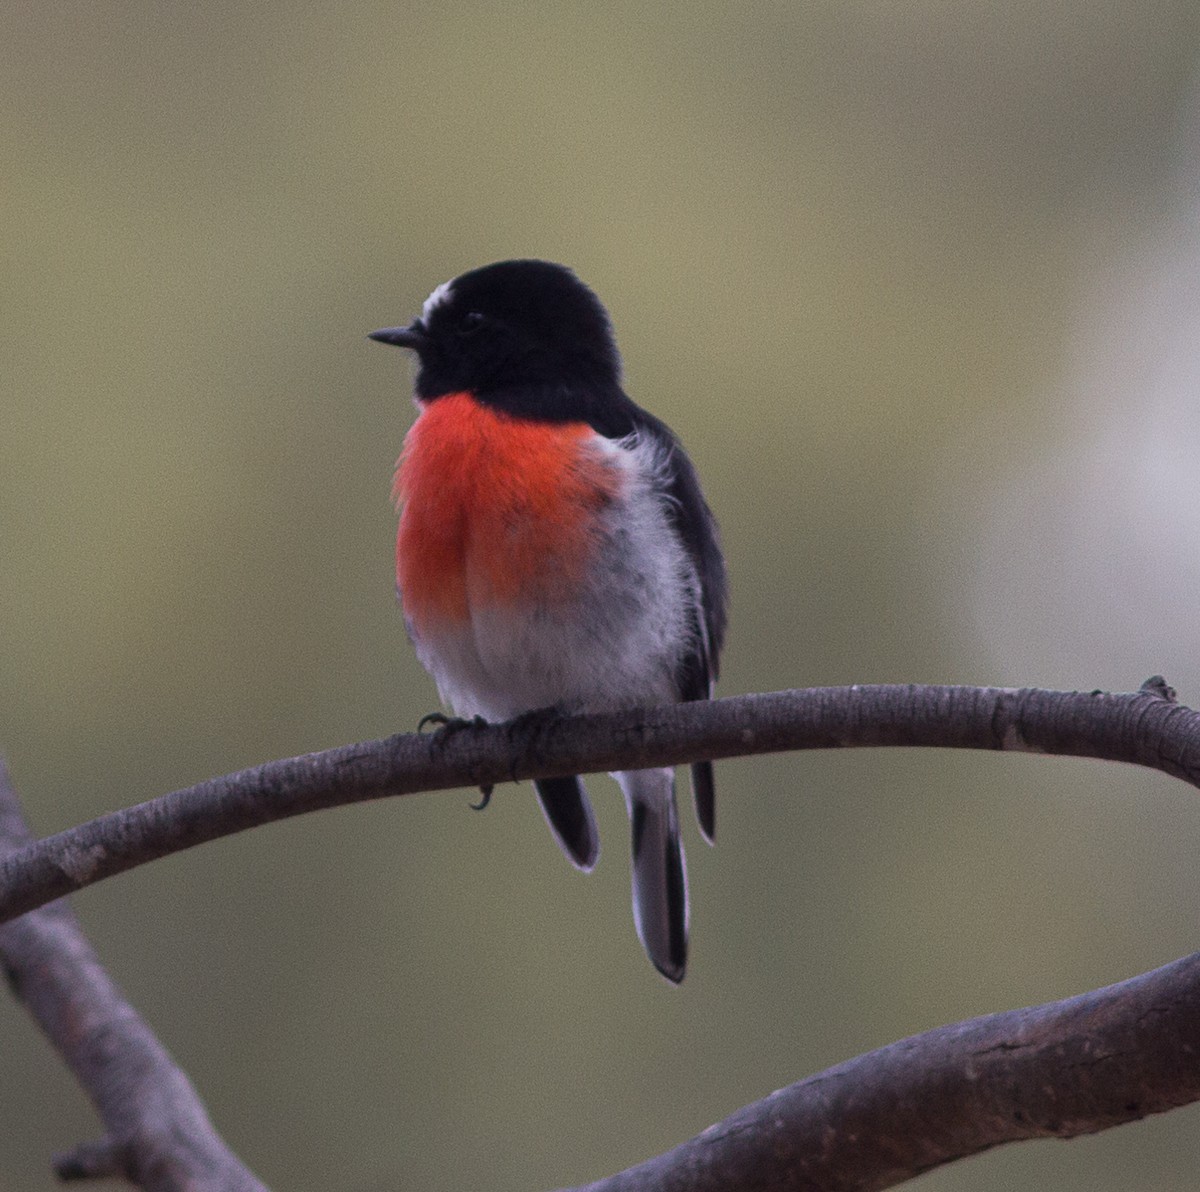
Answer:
[{"xmin": 369, "ymin": 260, "xmax": 623, "ymax": 411}]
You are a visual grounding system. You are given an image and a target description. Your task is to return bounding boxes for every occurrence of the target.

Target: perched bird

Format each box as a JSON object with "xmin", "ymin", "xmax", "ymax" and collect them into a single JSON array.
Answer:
[{"xmin": 370, "ymin": 259, "xmax": 727, "ymax": 982}]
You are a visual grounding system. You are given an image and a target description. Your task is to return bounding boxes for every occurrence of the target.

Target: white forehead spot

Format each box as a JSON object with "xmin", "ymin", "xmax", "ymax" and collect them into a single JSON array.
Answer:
[{"xmin": 422, "ymin": 279, "xmax": 455, "ymax": 321}]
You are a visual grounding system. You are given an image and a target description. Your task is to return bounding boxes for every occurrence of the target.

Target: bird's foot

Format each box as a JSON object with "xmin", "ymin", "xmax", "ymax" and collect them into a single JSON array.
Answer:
[
  {"xmin": 504, "ymin": 705, "xmax": 565, "ymax": 735},
  {"xmin": 503, "ymin": 705, "xmax": 568, "ymax": 782},
  {"xmin": 416, "ymin": 713, "xmax": 494, "ymax": 809},
  {"xmin": 417, "ymin": 711, "xmax": 488, "ymax": 736}
]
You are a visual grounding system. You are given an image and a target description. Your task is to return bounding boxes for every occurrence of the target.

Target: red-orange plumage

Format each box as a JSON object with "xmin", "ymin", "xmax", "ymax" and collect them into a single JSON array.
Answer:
[{"xmin": 394, "ymin": 392, "xmax": 620, "ymax": 629}]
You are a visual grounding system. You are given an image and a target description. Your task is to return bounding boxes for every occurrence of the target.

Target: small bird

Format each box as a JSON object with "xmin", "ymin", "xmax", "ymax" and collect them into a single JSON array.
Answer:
[{"xmin": 370, "ymin": 259, "xmax": 727, "ymax": 982}]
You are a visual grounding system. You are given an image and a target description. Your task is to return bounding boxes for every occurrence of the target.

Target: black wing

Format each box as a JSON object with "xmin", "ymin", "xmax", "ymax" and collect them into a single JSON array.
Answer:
[{"xmin": 650, "ymin": 416, "xmax": 726, "ymax": 843}]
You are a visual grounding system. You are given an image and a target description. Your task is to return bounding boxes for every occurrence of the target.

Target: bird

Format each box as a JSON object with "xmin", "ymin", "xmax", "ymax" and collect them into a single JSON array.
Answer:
[{"xmin": 369, "ymin": 259, "xmax": 727, "ymax": 982}]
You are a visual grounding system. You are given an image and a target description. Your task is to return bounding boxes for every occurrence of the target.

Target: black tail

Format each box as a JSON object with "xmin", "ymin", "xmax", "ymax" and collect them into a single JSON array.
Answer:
[
  {"xmin": 690, "ymin": 760, "xmax": 716, "ymax": 843},
  {"xmin": 534, "ymin": 776, "xmax": 600, "ymax": 871}
]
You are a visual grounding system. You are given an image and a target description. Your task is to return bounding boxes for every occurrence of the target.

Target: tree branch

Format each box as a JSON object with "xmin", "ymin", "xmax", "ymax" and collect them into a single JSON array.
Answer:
[
  {"xmin": 0, "ymin": 760, "xmax": 270, "ymax": 1191},
  {"xmin": 5, "ymin": 678, "xmax": 1200, "ymax": 1190},
  {"xmin": 563, "ymin": 948, "xmax": 1200, "ymax": 1192},
  {"xmin": 2, "ymin": 680, "xmax": 1198, "ymax": 926}
]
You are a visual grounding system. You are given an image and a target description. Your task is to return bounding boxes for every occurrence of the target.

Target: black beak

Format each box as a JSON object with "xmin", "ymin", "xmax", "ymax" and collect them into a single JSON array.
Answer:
[{"xmin": 368, "ymin": 321, "xmax": 427, "ymax": 350}]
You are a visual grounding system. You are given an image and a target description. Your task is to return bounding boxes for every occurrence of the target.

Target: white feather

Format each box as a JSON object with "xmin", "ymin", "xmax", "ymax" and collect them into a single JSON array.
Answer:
[{"xmin": 421, "ymin": 278, "xmax": 455, "ymax": 322}]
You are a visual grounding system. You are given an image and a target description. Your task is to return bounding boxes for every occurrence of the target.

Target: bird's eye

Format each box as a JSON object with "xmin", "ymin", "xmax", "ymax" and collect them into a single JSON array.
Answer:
[{"xmin": 456, "ymin": 311, "xmax": 485, "ymax": 335}]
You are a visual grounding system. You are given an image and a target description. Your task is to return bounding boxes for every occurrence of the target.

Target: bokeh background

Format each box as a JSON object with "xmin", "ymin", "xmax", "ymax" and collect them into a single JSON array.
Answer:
[{"xmin": 5, "ymin": 3, "xmax": 1200, "ymax": 1189}]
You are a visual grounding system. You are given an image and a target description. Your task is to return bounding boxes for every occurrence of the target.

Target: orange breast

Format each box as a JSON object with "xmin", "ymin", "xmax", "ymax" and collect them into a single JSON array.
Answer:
[{"xmin": 394, "ymin": 392, "xmax": 621, "ymax": 629}]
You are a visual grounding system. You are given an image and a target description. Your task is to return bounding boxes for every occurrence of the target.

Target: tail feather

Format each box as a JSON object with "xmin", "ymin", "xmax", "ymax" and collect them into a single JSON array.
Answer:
[
  {"xmin": 534, "ymin": 776, "xmax": 600, "ymax": 871},
  {"xmin": 616, "ymin": 767, "xmax": 688, "ymax": 983},
  {"xmin": 690, "ymin": 760, "xmax": 716, "ymax": 844}
]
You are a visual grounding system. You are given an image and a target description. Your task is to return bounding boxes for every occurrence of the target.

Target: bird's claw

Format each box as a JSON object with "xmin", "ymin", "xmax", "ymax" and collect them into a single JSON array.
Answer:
[
  {"xmin": 504, "ymin": 705, "xmax": 566, "ymax": 781},
  {"xmin": 417, "ymin": 712, "xmax": 488, "ymax": 735},
  {"xmin": 416, "ymin": 714, "xmax": 494, "ymax": 807}
]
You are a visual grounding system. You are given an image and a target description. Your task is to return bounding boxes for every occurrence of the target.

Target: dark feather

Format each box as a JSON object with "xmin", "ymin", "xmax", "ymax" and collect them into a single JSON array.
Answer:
[
  {"xmin": 691, "ymin": 760, "xmax": 716, "ymax": 843},
  {"xmin": 534, "ymin": 776, "xmax": 600, "ymax": 871}
]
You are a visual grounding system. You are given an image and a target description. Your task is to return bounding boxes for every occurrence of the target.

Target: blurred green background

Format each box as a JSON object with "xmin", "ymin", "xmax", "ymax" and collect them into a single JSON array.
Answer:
[{"xmin": 5, "ymin": 3, "xmax": 1200, "ymax": 1189}]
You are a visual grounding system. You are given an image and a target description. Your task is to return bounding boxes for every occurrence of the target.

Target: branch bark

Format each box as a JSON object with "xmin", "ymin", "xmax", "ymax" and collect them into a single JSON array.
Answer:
[
  {"xmin": 0, "ymin": 761, "xmax": 270, "ymax": 1190},
  {"xmin": 563, "ymin": 949, "xmax": 1200, "ymax": 1192},
  {"xmin": 4, "ymin": 678, "xmax": 1200, "ymax": 1190},
  {"xmin": 2, "ymin": 680, "xmax": 1198, "ymax": 926}
]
